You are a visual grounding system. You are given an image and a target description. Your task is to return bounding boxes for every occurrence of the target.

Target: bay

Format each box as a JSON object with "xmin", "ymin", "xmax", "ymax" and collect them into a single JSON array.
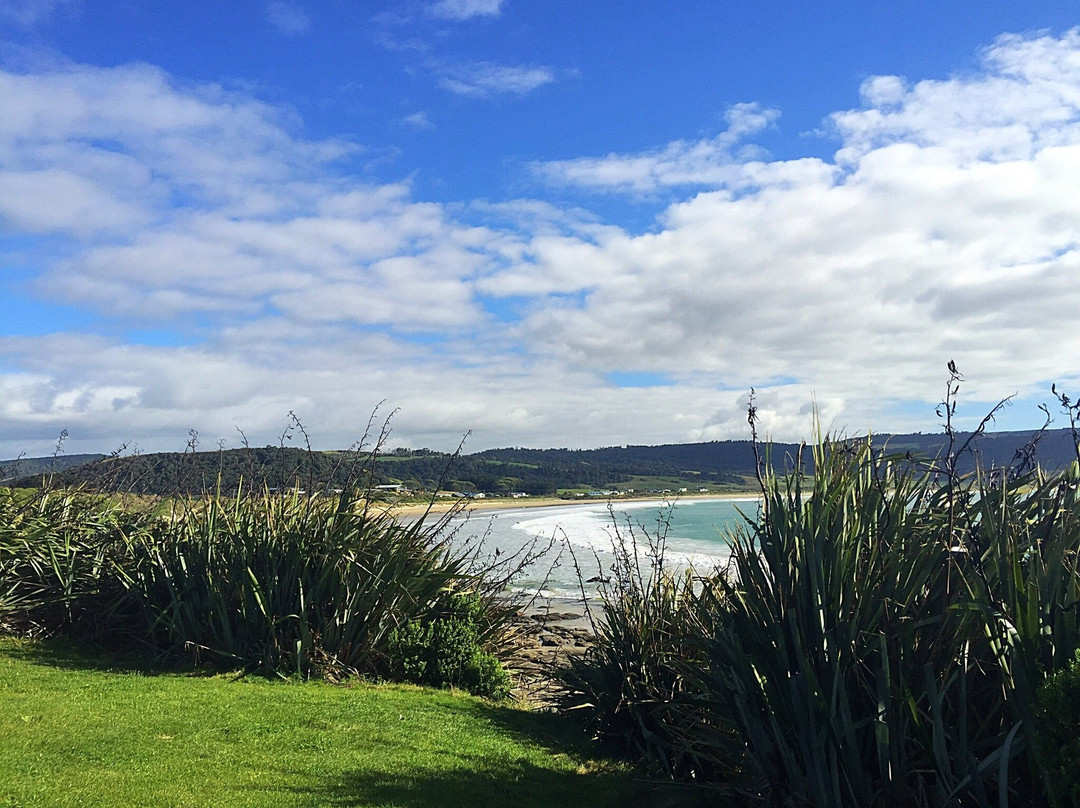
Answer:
[{"xmin": 453, "ymin": 496, "xmax": 759, "ymax": 600}]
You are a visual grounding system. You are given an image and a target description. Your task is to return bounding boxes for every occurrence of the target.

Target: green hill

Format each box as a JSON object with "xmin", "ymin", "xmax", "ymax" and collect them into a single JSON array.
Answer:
[
  {"xmin": 0, "ymin": 453, "xmax": 106, "ymax": 483},
  {"xmin": 5, "ymin": 428, "xmax": 1076, "ymax": 497}
]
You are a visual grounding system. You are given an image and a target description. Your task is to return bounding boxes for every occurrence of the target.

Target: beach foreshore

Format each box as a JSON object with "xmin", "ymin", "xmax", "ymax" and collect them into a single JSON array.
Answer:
[
  {"xmin": 505, "ymin": 594, "xmax": 597, "ymax": 706},
  {"xmin": 387, "ymin": 490, "xmax": 759, "ymax": 519}
]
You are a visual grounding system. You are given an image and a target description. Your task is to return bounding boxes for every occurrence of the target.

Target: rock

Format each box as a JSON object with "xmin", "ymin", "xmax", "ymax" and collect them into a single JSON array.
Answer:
[
  {"xmin": 503, "ymin": 610, "xmax": 596, "ymax": 709},
  {"xmin": 533, "ymin": 611, "xmax": 581, "ymax": 622}
]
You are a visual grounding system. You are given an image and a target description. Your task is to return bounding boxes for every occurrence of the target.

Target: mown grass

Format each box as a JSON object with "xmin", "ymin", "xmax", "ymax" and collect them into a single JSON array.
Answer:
[{"xmin": 0, "ymin": 636, "xmax": 668, "ymax": 808}]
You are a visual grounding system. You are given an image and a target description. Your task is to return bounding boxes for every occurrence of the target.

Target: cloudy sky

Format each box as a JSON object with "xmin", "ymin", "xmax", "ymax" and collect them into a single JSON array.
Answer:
[{"xmin": 2, "ymin": 1, "xmax": 1080, "ymax": 457}]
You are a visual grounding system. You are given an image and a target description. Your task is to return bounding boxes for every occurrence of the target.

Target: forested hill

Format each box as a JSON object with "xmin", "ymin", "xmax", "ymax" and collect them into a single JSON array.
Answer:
[
  {"xmin": 469, "ymin": 426, "xmax": 1080, "ymax": 483},
  {"xmin": 0, "ymin": 453, "xmax": 106, "ymax": 483},
  {"xmin": 470, "ymin": 442, "xmax": 797, "ymax": 480},
  {"xmin": 862, "ymin": 428, "xmax": 1079, "ymax": 474},
  {"xmin": 3, "ymin": 441, "xmax": 781, "ymax": 496},
  {"xmin": 385, "ymin": 440, "xmax": 788, "ymax": 495},
  {"xmin": 3, "ymin": 428, "xmax": 1077, "ymax": 496},
  {"xmin": 6, "ymin": 447, "xmax": 376, "ymax": 497}
]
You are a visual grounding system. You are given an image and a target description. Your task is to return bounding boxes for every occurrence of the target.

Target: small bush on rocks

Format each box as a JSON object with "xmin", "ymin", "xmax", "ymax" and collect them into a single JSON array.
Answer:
[{"xmin": 387, "ymin": 591, "xmax": 511, "ymax": 699}]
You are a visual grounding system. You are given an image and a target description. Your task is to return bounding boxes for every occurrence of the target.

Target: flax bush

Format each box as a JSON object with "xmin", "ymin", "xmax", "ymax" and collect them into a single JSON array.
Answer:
[
  {"xmin": 558, "ymin": 515, "xmax": 719, "ymax": 778},
  {"xmin": 564, "ymin": 436, "xmax": 1080, "ymax": 806},
  {"xmin": 120, "ymin": 487, "xmax": 496, "ymax": 678},
  {"xmin": 0, "ymin": 487, "xmax": 139, "ymax": 640},
  {"xmin": 1, "ymin": 481, "xmax": 516, "ymax": 688}
]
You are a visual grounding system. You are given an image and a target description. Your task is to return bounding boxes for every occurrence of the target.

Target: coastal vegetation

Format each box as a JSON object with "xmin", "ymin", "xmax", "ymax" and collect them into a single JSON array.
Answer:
[
  {"xmin": 0, "ymin": 477, "xmax": 524, "ymax": 695},
  {"xmin": 6, "ymin": 380, "xmax": 1080, "ymax": 805},
  {"xmin": 2, "ymin": 440, "xmax": 760, "ymax": 497},
  {"xmin": 561, "ymin": 386, "xmax": 1080, "ymax": 806}
]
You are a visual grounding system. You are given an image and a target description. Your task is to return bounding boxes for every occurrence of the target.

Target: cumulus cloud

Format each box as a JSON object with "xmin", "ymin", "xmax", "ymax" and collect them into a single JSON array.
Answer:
[
  {"xmin": 0, "ymin": 169, "xmax": 149, "ymax": 234},
  {"xmin": 0, "ymin": 58, "xmax": 503, "ymax": 455},
  {"xmin": 830, "ymin": 31, "xmax": 1080, "ymax": 165},
  {"xmin": 7, "ymin": 31, "xmax": 1080, "ymax": 456},
  {"xmin": 491, "ymin": 29, "xmax": 1080, "ymax": 421},
  {"xmin": 430, "ymin": 0, "xmax": 503, "ymax": 21},
  {"xmin": 400, "ymin": 110, "xmax": 434, "ymax": 129},
  {"xmin": 0, "ymin": 328, "xmax": 779, "ymax": 459},
  {"xmin": 437, "ymin": 61, "xmax": 557, "ymax": 97},
  {"xmin": 0, "ymin": 61, "xmax": 355, "ymax": 231}
]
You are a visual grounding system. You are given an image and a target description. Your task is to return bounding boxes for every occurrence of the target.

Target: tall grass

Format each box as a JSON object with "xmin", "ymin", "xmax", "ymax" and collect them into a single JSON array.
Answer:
[{"xmin": 563, "ymin": 434, "xmax": 1080, "ymax": 806}]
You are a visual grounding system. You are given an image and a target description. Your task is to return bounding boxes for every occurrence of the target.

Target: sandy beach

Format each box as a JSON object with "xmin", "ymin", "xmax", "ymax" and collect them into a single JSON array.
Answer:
[{"xmin": 387, "ymin": 490, "xmax": 758, "ymax": 519}]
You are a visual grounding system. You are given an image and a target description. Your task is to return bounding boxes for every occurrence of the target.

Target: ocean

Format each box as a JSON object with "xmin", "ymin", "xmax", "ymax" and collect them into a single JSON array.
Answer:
[{"xmin": 451, "ymin": 496, "xmax": 759, "ymax": 600}]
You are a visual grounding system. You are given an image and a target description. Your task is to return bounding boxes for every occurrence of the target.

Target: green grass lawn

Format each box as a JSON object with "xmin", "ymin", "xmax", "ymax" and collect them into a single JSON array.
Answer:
[{"xmin": 0, "ymin": 637, "xmax": 669, "ymax": 808}]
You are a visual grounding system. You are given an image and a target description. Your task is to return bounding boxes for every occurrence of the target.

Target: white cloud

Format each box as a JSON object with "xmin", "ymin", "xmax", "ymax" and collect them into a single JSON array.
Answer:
[
  {"xmin": 490, "ymin": 29, "xmax": 1080, "ymax": 425},
  {"xmin": 0, "ymin": 0, "xmax": 75, "ymax": 26},
  {"xmin": 534, "ymin": 103, "xmax": 780, "ymax": 192},
  {"xmin": 0, "ymin": 61, "xmax": 489, "ymax": 332},
  {"xmin": 0, "ymin": 330, "xmax": 783, "ymax": 459},
  {"xmin": 400, "ymin": 110, "xmax": 434, "ymax": 129},
  {"xmin": 265, "ymin": 1, "xmax": 311, "ymax": 35},
  {"xmin": 430, "ymin": 0, "xmax": 503, "ymax": 21},
  {"xmin": 437, "ymin": 61, "xmax": 556, "ymax": 97},
  {"xmin": 0, "ymin": 169, "xmax": 149, "ymax": 234},
  {"xmin": 8, "ymin": 32, "xmax": 1080, "ymax": 456},
  {"xmin": 0, "ymin": 61, "xmax": 355, "ymax": 231},
  {"xmin": 34, "ymin": 190, "xmax": 492, "ymax": 328},
  {"xmin": 830, "ymin": 30, "xmax": 1080, "ymax": 165}
]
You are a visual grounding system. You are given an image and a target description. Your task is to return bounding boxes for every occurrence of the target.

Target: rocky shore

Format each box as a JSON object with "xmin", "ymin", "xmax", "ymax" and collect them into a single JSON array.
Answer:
[{"xmin": 504, "ymin": 602, "xmax": 597, "ymax": 708}]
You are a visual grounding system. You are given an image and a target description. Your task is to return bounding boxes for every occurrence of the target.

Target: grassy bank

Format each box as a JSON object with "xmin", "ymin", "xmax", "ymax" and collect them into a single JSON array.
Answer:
[{"xmin": 0, "ymin": 636, "xmax": 667, "ymax": 808}]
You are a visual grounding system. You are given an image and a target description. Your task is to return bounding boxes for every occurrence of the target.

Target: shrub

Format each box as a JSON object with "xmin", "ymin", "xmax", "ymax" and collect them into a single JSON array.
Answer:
[
  {"xmin": 1034, "ymin": 650, "xmax": 1080, "ymax": 807},
  {"xmin": 0, "ymin": 487, "xmax": 140, "ymax": 641},
  {"xmin": 558, "ymin": 513, "xmax": 727, "ymax": 779},
  {"xmin": 116, "ymin": 487, "xmax": 514, "ymax": 679},
  {"xmin": 387, "ymin": 591, "xmax": 511, "ymax": 699},
  {"xmin": 1, "ymin": 478, "xmax": 519, "ymax": 685}
]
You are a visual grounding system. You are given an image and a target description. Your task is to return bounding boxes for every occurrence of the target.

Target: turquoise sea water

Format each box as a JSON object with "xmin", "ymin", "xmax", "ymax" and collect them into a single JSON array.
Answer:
[{"xmin": 454, "ymin": 497, "xmax": 759, "ymax": 599}]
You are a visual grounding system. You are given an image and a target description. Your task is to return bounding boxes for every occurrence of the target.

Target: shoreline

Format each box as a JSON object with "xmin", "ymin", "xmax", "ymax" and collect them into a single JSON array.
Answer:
[{"xmin": 388, "ymin": 490, "xmax": 760, "ymax": 519}]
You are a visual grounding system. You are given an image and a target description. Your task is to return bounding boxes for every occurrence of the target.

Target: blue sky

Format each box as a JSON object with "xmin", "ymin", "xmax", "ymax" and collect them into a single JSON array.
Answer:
[{"xmin": 2, "ymin": 0, "xmax": 1080, "ymax": 456}]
